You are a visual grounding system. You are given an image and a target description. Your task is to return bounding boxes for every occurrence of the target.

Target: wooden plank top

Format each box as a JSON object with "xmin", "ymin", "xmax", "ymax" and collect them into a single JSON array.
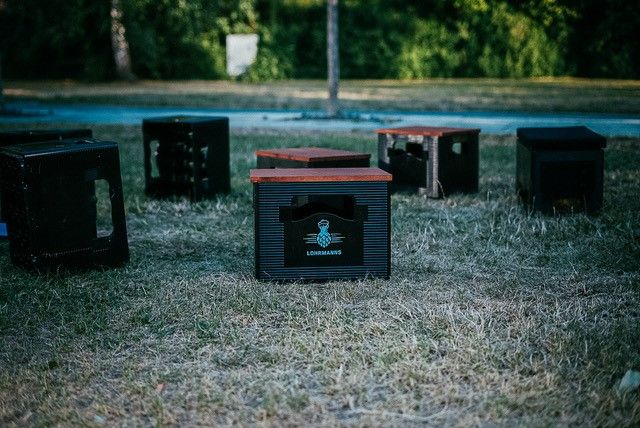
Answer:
[
  {"xmin": 255, "ymin": 147, "xmax": 370, "ymax": 162},
  {"xmin": 250, "ymin": 167, "xmax": 392, "ymax": 183},
  {"xmin": 376, "ymin": 126, "xmax": 481, "ymax": 137}
]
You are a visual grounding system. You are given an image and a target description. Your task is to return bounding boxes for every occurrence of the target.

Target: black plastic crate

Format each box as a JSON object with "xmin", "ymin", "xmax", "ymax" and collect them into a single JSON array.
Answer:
[
  {"xmin": 251, "ymin": 167, "xmax": 392, "ymax": 281},
  {"xmin": 143, "ymin": 116, "xmax": 229, "ymax": 202},
  {"xmin": 0, "ymin": 129, "xmax": 93, "ymax": 145},
  {"xmin": 256, "ymin": 147, "xmax": 370, "ymax": 168},
  {"xmin": 0, "ymin": 138, "xmax": 129, "ymax": 271},
  {"xmin": 0, "ymin": 128, "xmax": 93, "ymax": 237},
  {"xmin": 376, "ymin": 126, "xmax": 480, "ymax": 198},
  {"xmin": 516, "ymin": 126, "xmax": 606, "ymax": 214}
]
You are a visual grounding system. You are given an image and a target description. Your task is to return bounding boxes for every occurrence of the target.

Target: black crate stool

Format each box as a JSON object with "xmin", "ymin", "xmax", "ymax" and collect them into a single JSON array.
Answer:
[
  {"xmin": 516, "ymin": 126, "xmax": 606, "ymax": 214},
  {"xmin": 143, "ymin": 116, "xmax": 230, "ymax": 201},
  {"xmin": 0, "ymin": 129, "xmax": 93, "ymax": 145},
  {"xmin": 0, "ymin": 128, "xmax": 93, "ymax": 239},
  {"xmin": 256, "ymin": 147, "xmax": 370, "ymax": 168},
  {"xmin": 0, "ymin": 138, "xmax": 129, "ymax": 271},
  {"xmin": 376, "ymin": 126, "xmax": 480, "ymax": 197},
  {"xmin": 251, "ymin": 167, "xmax": 392, "ymax": 281}
]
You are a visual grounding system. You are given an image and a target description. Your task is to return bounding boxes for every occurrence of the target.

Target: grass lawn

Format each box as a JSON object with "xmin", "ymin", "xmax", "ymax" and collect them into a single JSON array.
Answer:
[
  {"xmin": 5, "ymin": 78, "xmax": 640, "ymax": 114},
  {"xmin": 0, "ymin": 123, "xmax": 639, "ymax": 426}
]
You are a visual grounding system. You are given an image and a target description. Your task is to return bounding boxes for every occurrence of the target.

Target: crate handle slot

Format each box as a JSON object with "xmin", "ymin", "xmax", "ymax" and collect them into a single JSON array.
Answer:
[
  {"xmin": 279, "ymin": 195, "xmax": 367, "ymax": 222},
  {"xmin": 91, "ymin": 168, "xmax": 127, "ymax": 251}
]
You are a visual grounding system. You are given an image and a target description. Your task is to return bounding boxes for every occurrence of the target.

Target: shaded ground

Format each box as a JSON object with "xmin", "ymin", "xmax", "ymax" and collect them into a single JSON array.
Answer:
[
  {"xmin": 5, "ymin": 78, "xmax": 640, "ymax": 114},
  {"xmin": 0, "ymin": 123, "xmax": 638, "ymax": 426}
]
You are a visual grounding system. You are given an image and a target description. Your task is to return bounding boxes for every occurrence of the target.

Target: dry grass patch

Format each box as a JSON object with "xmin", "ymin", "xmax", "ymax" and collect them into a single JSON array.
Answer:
[{"xmin": 0, "ymin": 124, "xmax": 638, "ymax": 426}]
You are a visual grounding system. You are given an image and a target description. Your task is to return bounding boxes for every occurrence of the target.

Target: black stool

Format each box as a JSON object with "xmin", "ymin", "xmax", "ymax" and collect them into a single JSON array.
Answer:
[
  {"xmin": 0, "ymin": 138, "xmax": 129, "ymax": 271},
  {"xmin": 0, "ymin": 129, "xmax": 93, "ymax": 145},
  {"xmin": 376, "ymin": 126, "xmax": 480, "ymax": 197},
  {"xmin": 516, "ymin": 126, "xmax": 606, "ymax": 214},
  {"xmin": 143, "ymin": 116, "xmax": 230, "ymax": 201},
  {"xmin": 0, "ymin": 129, "xmax": 93, "ymax": 238}
]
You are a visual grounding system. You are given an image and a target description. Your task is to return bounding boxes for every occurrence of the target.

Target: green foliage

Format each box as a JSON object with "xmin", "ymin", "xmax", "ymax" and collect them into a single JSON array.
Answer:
[
  {"xmin": 230, "ymin": 25, "xmax": 294, "ymax": 81},
  {"xmin": 0, "ymin": 0, "xmax": 638, "ymax": 80},
  {"xmin": 397, "ymin": 20, "xmax": 463, "ymax": 79},
  {"xmin": 122, "ymin": 0, "xmax": 256, "ymax": 79},
  {"xmin": 463, "ymin": 2, "xmax": 564, "ymax": 77},
  {"xmin": 0, "ymin": 0, "xmax": 113, "ymax": 80},
  {"xmin": 561, "ymin": 0, "xmax": 640, "ymax": 78},
  {"xmin": 242, "ymin": 31, "xmax": 294, "ymax": 81}
]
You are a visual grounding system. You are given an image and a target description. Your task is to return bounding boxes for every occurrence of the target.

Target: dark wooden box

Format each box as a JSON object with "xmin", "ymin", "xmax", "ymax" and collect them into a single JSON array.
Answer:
[
  {"xmin": 143, "ymin": 116, "xmax": 229, "ymax": 202},
  {"xmin": 0, "ymin": 129, "xmax": 93, "ymax": 145},
  {"xmin": 0, "ymin": 128, "xmax": 93, "ymax": 238},
  {"xmin": 516, "ymin": 126, "xmax": 606, "ymax": 214},
  {"xmin": 256, "ymin": 147, "xmax": 370, "ymax": 168},
  {"xmin": 376, "ymin": 126, "xmax": 480, "ymax": 198},
  {"xmin": 251, "ymin": 167, "xmax": 392, "ymax": 281},
  {"xmin": 0, "ymin": 139, "xmax": 129, "ymax": 271}
]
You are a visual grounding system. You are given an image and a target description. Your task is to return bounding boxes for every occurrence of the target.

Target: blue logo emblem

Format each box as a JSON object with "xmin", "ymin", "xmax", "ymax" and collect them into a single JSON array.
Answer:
[
  {"xmin": 316, "ymin": 219, "xmax": 332, "ymax": 248},
  {"xmin": 304, "ymin": 218, "xmax": 344, "ymax": 255}
]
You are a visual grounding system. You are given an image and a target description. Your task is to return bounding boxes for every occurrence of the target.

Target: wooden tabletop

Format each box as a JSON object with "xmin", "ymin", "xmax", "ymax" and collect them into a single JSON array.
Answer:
[
  {"xmin": 250, "ymin": 167, "xmax": 392, "ymax": 183},
  {"xmin": 376, "ymin": 126, "xmax": 481, "ymax": 137},
  {"xmin": 255, "ymin": 147, "xmax": 370, "ymax": 162}
]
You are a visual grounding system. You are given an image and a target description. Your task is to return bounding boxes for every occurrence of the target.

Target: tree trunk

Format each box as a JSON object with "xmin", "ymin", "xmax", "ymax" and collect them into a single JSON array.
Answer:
[
  {"xmin": 0, "ymin": 0, "xmax": 6, "ymax": 110},
  {"xmin": 326, "ymin": 0, "xmax": 340, "ymax": 117},
  {"xmin": 0, "ymin": 53, "xmax": 4, "ymax": 110},
  {"xmin": 110, "ymin": 0, "xmax": 136, "ymax": 81}
]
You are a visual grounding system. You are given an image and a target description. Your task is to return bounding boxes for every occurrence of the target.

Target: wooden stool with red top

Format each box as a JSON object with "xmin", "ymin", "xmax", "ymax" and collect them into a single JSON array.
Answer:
[
  {"xmin": 375, "ymin": 126, "xmax": 481, "ymax": 198},
  {"xmin": 256, "ymin": 147, "xmax": 370, "ymax": 169},
  {"xmin": 251, "ymin": 167, "xmax": 391, "ymax": 281}
]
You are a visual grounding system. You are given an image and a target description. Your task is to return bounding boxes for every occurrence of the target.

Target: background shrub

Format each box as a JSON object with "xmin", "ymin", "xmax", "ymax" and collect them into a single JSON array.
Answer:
[{"xmin": 0, "ymin": 0, "xmax": 637, "ymax": 80}]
